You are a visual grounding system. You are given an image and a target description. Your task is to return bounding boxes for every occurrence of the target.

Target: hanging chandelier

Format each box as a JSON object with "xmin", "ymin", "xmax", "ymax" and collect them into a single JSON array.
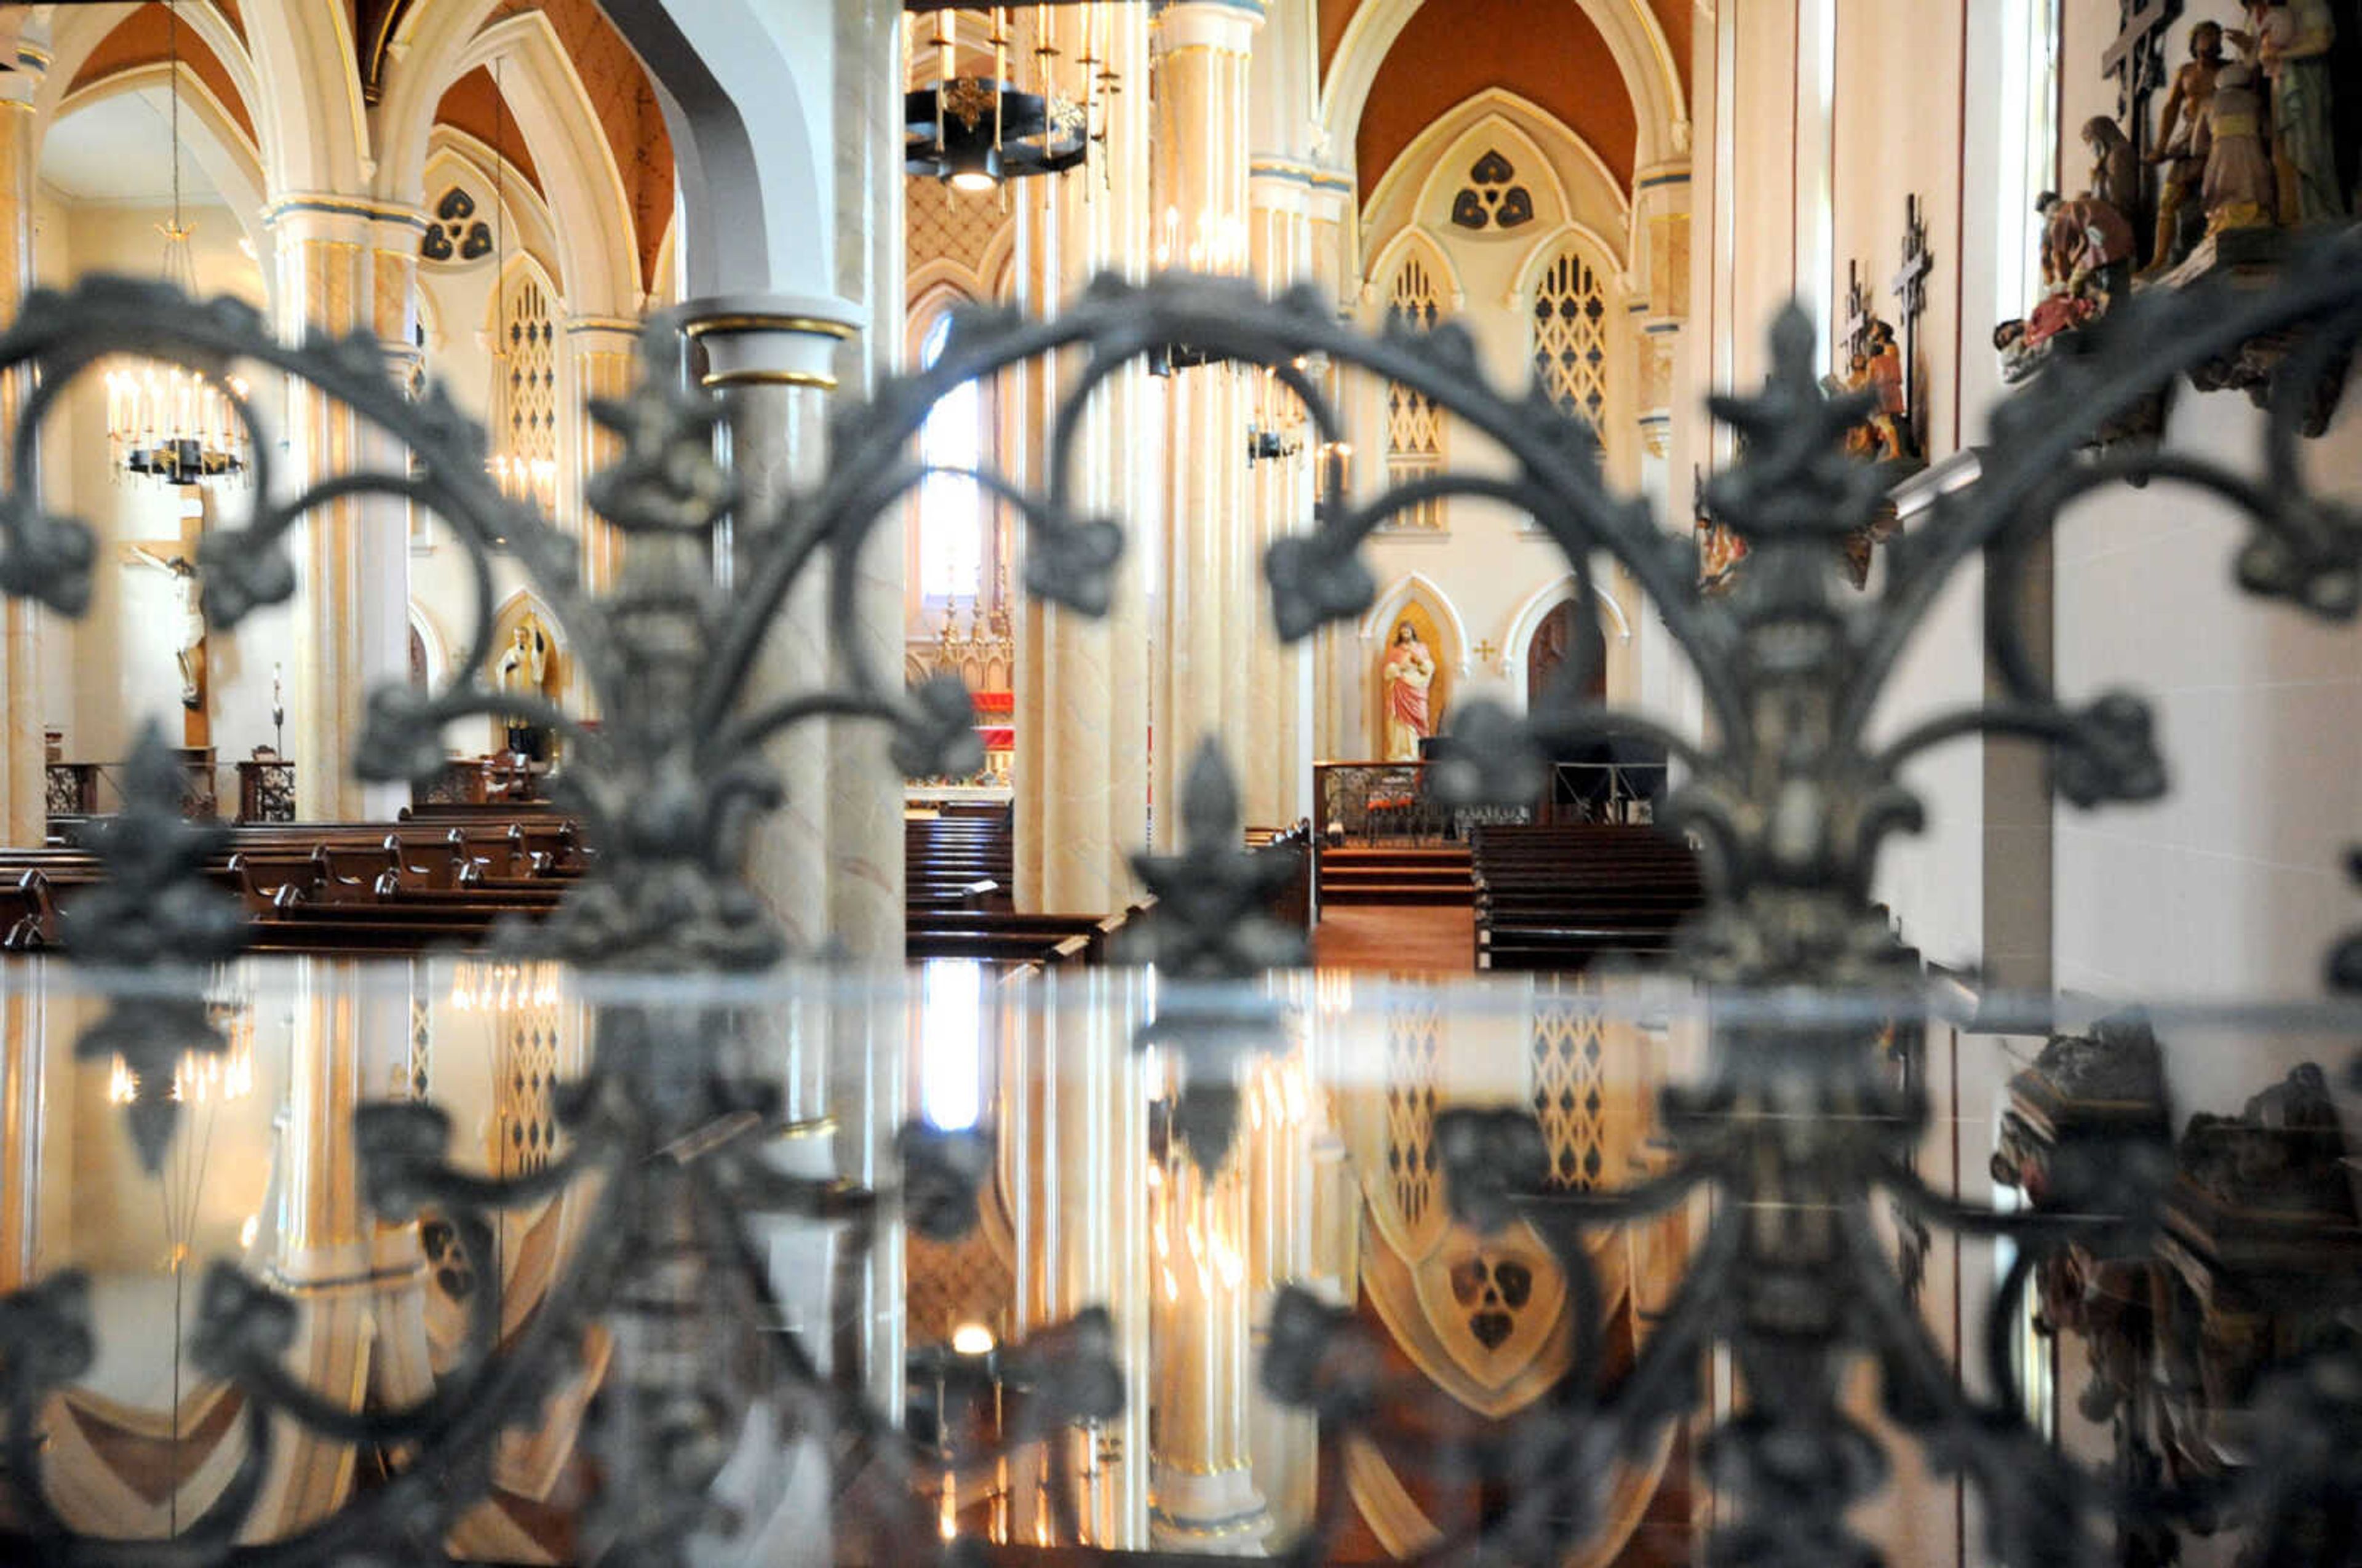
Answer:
[
  {"xmin": 106, "ymin": 1, "xmax": 249, "ymax": 485},
  {"xmin": 902, "ymin": 6, "xmax": 1105, "ymax": 190}
]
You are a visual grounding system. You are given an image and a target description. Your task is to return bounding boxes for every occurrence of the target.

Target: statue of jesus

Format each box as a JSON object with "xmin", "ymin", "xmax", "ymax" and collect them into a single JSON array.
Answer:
[
  {"xmin": 1381, "ymin": 621, "xmax": 1435, "ymax": 762},
  {"xmin": 126, "ymin": 544, "xmax": 204, "ymax": 710}
]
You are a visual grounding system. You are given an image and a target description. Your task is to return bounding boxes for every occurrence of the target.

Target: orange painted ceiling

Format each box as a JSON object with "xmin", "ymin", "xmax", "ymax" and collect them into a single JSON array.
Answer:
[
  {"xmin": 435, "ymin": 65, "xmax": 544, "ymax": 197},
  {"xmin": 68, "ymin": 4, "xmax": 258, "ymax": 148},
  {"xmin": 1355, "ymin": 0, "xmax": 1637, "ymax": 200}
]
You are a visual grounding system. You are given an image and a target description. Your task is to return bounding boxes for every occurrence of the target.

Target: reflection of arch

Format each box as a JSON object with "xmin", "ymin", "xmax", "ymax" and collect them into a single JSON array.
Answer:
[{"xmin": 1321, "ymin": 0, "xmax": 1687, "ymax": 176}]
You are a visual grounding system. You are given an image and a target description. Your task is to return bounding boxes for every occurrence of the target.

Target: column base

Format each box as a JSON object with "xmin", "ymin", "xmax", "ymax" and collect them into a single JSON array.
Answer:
[{"xmin": 1150, "ymin": 1462, "xmax": 1271, "ymax": 1554}]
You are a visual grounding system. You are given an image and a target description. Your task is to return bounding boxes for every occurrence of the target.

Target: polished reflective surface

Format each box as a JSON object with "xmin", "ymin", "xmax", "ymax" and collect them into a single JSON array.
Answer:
[{"xmin": 4, "ymin": 958, "xmax": 2358, "ymax": 1564}]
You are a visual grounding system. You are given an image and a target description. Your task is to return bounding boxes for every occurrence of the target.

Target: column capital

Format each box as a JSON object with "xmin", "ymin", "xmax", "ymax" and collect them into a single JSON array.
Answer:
[
  {"xmin": 264, "ymin": 193, "xmax": 431, "ymax": 246},
  {"xmin": 1153, "ymin": 0, "xmax": 1265, "ymax": 55},
  {"xmin": 678, "ymin": 292, "xmax": 865, "ymax": 392}
]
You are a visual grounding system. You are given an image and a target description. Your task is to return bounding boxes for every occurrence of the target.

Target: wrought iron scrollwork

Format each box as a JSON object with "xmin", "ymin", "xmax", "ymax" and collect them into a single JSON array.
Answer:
[{"xmin": 0, "ymin": 221, "xmax": 2358, "ymax": 1563}]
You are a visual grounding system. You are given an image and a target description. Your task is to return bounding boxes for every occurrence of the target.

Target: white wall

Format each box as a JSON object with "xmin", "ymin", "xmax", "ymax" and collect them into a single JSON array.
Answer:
[{"xmin": 2050, "ymin": 0, "xmax": 2362, "ymax": 1018}]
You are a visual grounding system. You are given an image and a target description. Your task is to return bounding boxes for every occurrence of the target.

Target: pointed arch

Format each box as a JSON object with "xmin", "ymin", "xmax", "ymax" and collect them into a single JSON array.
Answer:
[
  {"xmin": 423, "ymin": 130, "xmax": 565, "ymax": 295},
  {"xmin": 1358, "ymin": 571, "xmax": 1472, "ymax": 677},
  {"xmin": 1361, "ymin": 223, "xmax": 1463, "ymax": 314},
  {"xmin": 50, "ymin": 63, "xmax": 269, "ymax": 261},
  {"xmin": 1321, "ymin": 0, "xmax": 1687, "ymax": 177},
  {"xmin": 38, "ymin": 2, "xmax": 263, "ymax": 168},
  {"xmin": 1501, "ymin": 573, "xmax": 1631, "ymax": 668},
  {"xmin": 237, "ymin": 0, "xmax": 370, "ymax": 197},
  {"xmin": 1398, "ymin": 105, "xmax": 1578, "ymax": 239}
]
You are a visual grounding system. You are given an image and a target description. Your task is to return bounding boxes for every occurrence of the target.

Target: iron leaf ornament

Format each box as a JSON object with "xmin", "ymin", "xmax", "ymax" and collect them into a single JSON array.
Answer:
[{"xmin": 0, "ymin": 222, "xmax": 2355, "ymax": 1564}]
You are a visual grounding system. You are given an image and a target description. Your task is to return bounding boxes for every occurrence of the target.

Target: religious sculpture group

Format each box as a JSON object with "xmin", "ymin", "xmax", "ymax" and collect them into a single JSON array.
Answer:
[{"xmin": 2000, "ymin": 2, "xmax": 2351, "ymax": 389}]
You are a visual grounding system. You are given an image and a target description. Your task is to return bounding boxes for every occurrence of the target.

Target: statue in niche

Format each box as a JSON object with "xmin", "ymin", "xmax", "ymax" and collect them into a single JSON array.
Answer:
[
  {"xmin": 2237, "ymin": 0, "xmax": 2348, "ymax": 225},
  {"xmin": 2080, "ymin": 115, "xmax": 2141, "ymax": 221},
  {"xmin": 2198, "ymin": 57, "xmax": 2280, "ymax": 236},
  {"xmin": 493, "ymin": 615, "xmax": 553, "ymax": 759},
  {"xmin": 2136, "ymin": 20, "xmax": 2227, "ymax": 279},
  {"xmin": 1380, "ymin": 620, "xmax": 1436, "ymax": 762},
  {"xmin": 125, "ymin": 544, "xmax": 204, "ymax": 710}
]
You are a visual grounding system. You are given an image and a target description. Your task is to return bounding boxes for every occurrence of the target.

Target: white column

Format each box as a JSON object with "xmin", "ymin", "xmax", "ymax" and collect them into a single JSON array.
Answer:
[
  {"xmin": 563, "ymin": 314, "xmax": 643, "ymax": 596},
  {"xmin": 264, "ymin": 199, "xmax": 423, "ymax": 821},
  {"xmin": 683, "ymin": 304, "xmax": 869, "ymax": 954},
  {"xmin": 1246, "ymin": 163, "xmax": 1323, "ymax": 827},
  {"xmin": 1013, "ymin": 1, "xmax": 1156, "ymax": 914},
  {"xmin": 0, "ymin": 54, "xmax": 43, "ymax": 845},
  {"xmin": 1148, "ymin": 1, "xmax": 1264, "ymax": 851}
]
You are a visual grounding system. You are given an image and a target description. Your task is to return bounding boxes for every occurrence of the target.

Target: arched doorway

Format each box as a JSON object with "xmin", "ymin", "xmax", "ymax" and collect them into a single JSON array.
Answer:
[{"xmin": 1525, "ymin": 599, "xmax": 1605, "ymax": 709}]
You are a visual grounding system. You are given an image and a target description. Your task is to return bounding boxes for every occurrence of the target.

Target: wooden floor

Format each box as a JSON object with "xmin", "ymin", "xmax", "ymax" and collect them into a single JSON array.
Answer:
[{"xmin": 1310, "ymin": 901, "xmax": 1476, "ymax": 973}]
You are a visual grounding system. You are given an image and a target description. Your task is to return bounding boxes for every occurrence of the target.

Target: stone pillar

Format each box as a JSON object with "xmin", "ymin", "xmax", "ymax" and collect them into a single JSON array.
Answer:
[
  {"xmin": 1246, "ymin": 162, "xmax": 1326, "ymax": 827},
  {"xmin": 1148, "ymin": 1, "xmax": 1263, "ymax": 852},
  {"xmin": 683, "ymin": 304, "xmax": 902, "ymax": 956},
  {"xmin": 265, "ymin": 199, "xmax": 423, "ymax": 821},
  {"xmin": 0, "ymin": 53, "xmax": 43, "ymax": 846},
  {"xmin": 1630, "ymin": 164, "xmax": 1691, "ymax": 487},
  {"xmin": 563, "ymin": 315, "xmax": 642, "ymax": 596},
  {"xmin": 1013, "ymin": 1, "xmax": 1156, "ymax": 913}
]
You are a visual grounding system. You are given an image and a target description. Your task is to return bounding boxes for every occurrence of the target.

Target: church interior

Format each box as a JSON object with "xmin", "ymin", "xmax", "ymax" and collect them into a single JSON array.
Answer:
[{"xmin": 1, "ymin": 1, "xmax": 2361, "ymax": 1563}]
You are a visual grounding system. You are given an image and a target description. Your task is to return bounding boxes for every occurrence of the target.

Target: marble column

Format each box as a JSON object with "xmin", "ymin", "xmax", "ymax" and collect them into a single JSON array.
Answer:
[
  {"xmin": 0, "ymin": 53, "xmax": 42, "ymax": 847},
  {"xmin": 1245, "ymin": 163, "xmax": 1324, "ymax": 828},
  {"xmin": 265, "ymin": 199, "xmax": 423, "ymax": 821},
  {"xmin": 563, "ymin": 314, "xmax": 643, "ymax": 596},
  {"xmin": 1148, "ymin": 1, "xmax": 1263, "ymax": 852},
  {"xmin": 1630, "ymin": 164, "xmax": 1692, "ymax": 487},
  {"xmin": 1013, "ymin": 1, "xmax": 1156, "ymax": 914},
  {"xmin": 685, "ymin": 304, "xmax": 905, "ymax": 957}
]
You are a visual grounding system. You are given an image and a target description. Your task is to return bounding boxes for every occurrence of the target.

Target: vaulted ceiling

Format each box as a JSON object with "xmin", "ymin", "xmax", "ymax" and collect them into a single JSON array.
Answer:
[{"xmin": 1318, "ymin": 0, "xmax": 1693, "ymax": 199}]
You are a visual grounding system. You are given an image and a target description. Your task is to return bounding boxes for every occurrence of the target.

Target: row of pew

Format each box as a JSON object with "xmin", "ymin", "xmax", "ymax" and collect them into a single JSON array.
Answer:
[
  {"xmin": 1470, "ymin": 822, "xmax": 1705, "ymax": 971},
  {"xmin": 907, "ymin": 813, "xmax": 1314, "ymax": 971},
  {"xmin": 1, "ymin": 804, "xmax": 587, "ymax": 955}
]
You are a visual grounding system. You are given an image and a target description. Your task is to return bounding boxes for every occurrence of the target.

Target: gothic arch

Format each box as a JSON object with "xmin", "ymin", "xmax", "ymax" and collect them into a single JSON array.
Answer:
[
  {"xmin": 50, "ymin": 63, "xmax": 269, "ymax": 261},
  {"xmin": 36, "ymin": 2, "xmax": 263, "ymax": 169},
  {"xmin": 1361, "ymin": 225, "xmax": 1464, "ymax": 317},
  {"xmin": 1500, "ymin": 573, "xmax": 1634, "ymax": 708},
  {"xmin": 236, "ymin": 1, "xmax": 371, "ymax": 198},
  {"xmin": 1363, "ymin": 91, "xmax": 1630, "ymax": 284},
  {"xmin": 1508, "ymin": 221, "xmax": 1626, "ymax": 308},
  {"xmin": 423, "ymin": 132, "xmax": 565, "ymax": 296},
  {"xmin": 1359, "ymin": 571, "xmax": 1471, "ymax": 677},
  {"xmin": 594, "ymin": 0, "xmax": 830, "ymax": 298},
  {"xmin": 1321, "ymin": 0, "xmax": 1687, "ymax": 178},
  {"xmin": 404, "ymin": 13, "xmax": 640, "ymax": 318},
  {"xmin": 408, "ymin": 600, "xmax": 450, "ymax": 690}
]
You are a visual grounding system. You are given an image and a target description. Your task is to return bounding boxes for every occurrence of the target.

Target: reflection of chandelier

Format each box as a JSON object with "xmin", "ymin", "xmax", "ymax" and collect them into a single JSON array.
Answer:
[
  {"xmin": 902, "ymin": 8, "xmax": 1105, "ymax": 191},
  {"xmin": 106, "ymin": 3, "xmax": 249, "ymax": 485},
  {"xmin": 106, "ymin": 1003, "xmax": 255, "ymax": 1107},
  {"xmin": 450, "ymin": 959, "xmax": 562, "ymax": 1014},
  {"xmin": 489, "ymin": 448, "xmax": 557, "ymax": 511}
]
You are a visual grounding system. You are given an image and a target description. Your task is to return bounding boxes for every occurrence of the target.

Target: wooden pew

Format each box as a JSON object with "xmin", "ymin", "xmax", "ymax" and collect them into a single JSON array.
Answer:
[{"xmin": 1468, "ymin": 823, "xmax": 1704, "ymax": 973}]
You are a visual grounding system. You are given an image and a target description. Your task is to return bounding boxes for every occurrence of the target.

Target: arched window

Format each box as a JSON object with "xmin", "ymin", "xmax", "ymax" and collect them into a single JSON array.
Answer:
[
  {"xmin": 1530, "ymin": 247, "xmax": 1610, "ymax": 427},
  {"xmin": 916, "ymin": 312, "xmax": 985, "ymax": 602},
  {"xmin": 496, "ymin": 268, "xmax": 558, "ymax": 507},
  {"xmin": 1383, "ymin": 255, "xmax": 1447, "ymax": 530}
]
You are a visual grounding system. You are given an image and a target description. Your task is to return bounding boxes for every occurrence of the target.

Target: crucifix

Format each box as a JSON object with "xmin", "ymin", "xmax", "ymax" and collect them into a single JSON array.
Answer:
[
  {"xmin": 1889, "ymin": 195, "xmax": 1935, "ymax": 456},
  {"xmin": 2101, "ymin": 0, "xmax": 2182, "ymax": 172},
  {"xmin": 1841, "ymin": 260, "xmax": 1876, "ymax": 369},
  {"xmin": 118, "ymin": 491, "xmax": 210, "ymax": 749}
]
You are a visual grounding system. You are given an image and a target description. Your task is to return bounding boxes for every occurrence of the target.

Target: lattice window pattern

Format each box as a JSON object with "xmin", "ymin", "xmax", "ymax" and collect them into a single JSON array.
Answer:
[
  {"xmin": 501, "ymin": 273, "xmax": 559, "ymax": 477},
  {"xmin": 1530, "ymin": 989, "xmax": 1608, "ymax": 1190},
  {"xmin": 403, "ymin": 979, "xmax": 432, "ymax": 1100},
  {"xmin": 1383, "ymin": 257, "xmax": 1447, "ymax": 531},
  {"xmin": 1532, "ymin": 249, "xmax": 1610, "ymax": 429},
  {"xmin": 495, "ymin": 990, "xmax": 563, "ymax": 1177},
  {"xmin": 1384, "ymin": 999, "xmax": 1444, "ymax": 1228}
]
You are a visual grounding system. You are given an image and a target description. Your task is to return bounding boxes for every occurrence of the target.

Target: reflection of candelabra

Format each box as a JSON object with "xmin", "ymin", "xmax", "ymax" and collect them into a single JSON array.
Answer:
[{"xmin": 449, "ymin": 958, "xmax": 563, "ymax": 1013}]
